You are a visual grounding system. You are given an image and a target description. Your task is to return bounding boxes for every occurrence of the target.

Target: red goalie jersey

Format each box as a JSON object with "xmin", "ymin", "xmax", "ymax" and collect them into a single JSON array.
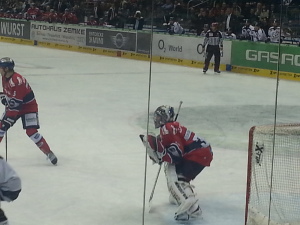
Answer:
[
  {"xmin": 2, "ymin": 72, "xmax": 38, "ymax": 119},
  {"xmin": 157, "ymin": 121, "xmax": 213, "ymax": 167}
]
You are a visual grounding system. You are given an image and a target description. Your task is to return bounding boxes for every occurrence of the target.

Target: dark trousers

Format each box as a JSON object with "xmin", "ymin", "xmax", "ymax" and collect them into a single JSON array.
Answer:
[
  {"xmin": 175, "ymin": 159, "xmax": 205, "ymax": 182},
  {"xmin": 203, "ymin": 45, "xmax": 221, "ymax": 72}
]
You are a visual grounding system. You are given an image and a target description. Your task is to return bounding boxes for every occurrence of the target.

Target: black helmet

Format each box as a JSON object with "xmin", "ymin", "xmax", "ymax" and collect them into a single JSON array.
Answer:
[{"xmin": 0, "ymin": 57, "xmax": 15, "ymax": 70}]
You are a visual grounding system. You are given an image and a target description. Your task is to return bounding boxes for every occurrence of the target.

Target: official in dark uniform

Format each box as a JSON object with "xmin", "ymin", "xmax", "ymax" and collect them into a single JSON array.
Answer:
[{"xmin": 203, "ymin": 23, "xmax": 223, "ymax": 74}]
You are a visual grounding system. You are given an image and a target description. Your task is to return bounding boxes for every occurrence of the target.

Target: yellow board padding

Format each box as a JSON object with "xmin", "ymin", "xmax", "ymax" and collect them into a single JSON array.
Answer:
[
  {"xmin": 121, "ymin": 51, "xmax": 150, "ymax": 61},
  {"xmin": 121, "ymin": 52, "xmax": 226, "ymax": 70},
  {"xmin": 0, "ymin": 36, "xmax": 34, "ymax": 45},
  {"xmin": 37, "ymin": 42, "xmax": 119, "ymax": 57},
  {"xmin": 231, "ymin": 65, "xmax": 300, "ymax": 82}
]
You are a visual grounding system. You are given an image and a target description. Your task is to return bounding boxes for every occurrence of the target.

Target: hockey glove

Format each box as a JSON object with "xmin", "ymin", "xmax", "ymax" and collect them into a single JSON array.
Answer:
[
  {"xmin": 1, "ymin": 117, "xmax": 15, "ymax": 131},
  {"xmin": 0, "ymin": 93, "xmax": 7, "ymax": 106}
]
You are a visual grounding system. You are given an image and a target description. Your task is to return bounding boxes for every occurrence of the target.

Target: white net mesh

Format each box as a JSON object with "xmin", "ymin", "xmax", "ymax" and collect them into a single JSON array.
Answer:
[{"xmin": 246, "ymin": 124, "xmax": 300, "ymax": 225}]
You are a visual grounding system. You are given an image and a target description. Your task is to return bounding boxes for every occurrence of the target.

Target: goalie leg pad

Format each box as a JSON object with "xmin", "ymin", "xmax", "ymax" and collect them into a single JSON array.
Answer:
[
  {"xmin": 169, "ymin": 193, "xmax": 179, "ymax": 205},
  {"xmin": 164, "ymin": 163, "xmax": 199, "ymax": 217},
  {"xmin": 174, "ymin": 181, "xmax": 198, "ymax": 216},
  {"xmin": 164, "ymin": 163, "xmax": 181, "ymax": 205}
]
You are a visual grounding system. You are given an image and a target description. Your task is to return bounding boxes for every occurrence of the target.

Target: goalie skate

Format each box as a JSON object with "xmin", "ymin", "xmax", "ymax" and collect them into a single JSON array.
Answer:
[
  {"xmin": 175, "ymin": 212, "xmax": 189, "ymax": 221},
  {"xmin": 175, "ymin": 203, "xmax": 202, "ymax": 221}
]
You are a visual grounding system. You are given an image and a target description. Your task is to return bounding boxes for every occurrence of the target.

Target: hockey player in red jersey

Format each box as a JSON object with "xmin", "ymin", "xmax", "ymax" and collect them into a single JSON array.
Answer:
[
  {"xmin": 142, "ymin": 105, "xmax": 213, "ymax": 221},
  {"xmin": 0, "ymin": 57, "xmax": 57, "ymax": 165}
]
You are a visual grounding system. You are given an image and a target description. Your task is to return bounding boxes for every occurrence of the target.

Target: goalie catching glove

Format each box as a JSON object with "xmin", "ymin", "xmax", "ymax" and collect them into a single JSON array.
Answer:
[{"xmin": 140, "ymin": 133, "xmax": 164, "ymax": 164}]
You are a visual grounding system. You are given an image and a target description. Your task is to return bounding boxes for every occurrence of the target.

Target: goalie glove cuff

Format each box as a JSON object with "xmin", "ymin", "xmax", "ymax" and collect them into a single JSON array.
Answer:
[
  {"xmin": 0, "ymin": 93, "xmax": 7, "ymax": 107},
  {"xmin": 140, "ymin": 134, "xmax": 163, "ymax": 164}
]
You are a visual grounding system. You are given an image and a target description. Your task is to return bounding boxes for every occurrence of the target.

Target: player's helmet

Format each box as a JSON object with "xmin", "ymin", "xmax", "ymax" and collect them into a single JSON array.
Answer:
[
  {"xmin": 153, "ymin": 105, "xmax": 175, "ymax": 128},
  {"xmin": 0, "ymin": 57, "xmax": 15, "ymax": 70}
]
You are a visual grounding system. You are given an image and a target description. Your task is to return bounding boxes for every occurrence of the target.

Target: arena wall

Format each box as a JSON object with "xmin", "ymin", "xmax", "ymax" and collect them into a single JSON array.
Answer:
[{"xmin": 1, "ymin": 18, "xmax": 300, "ymax": 81}]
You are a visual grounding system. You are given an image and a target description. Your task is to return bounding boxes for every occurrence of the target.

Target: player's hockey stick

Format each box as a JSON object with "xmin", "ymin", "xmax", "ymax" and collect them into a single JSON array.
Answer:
[
  {"xmin": 5, "ymin": 132, "xmax": 7, "ymax": 161},
  {"xmin": 148, "ymin": 162, "xmax": 162, "ymax": 211},
  {"xmin": 145, "ymin": 101, "xmax": 183, "ymax": 211}
]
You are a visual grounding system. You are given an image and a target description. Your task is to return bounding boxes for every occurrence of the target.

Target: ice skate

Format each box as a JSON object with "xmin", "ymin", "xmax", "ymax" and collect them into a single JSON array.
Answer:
[
  {"xmin": 175, "ymin": 212, "xmax": 189, "ymax": 221},
  {"xmin": 47, "ymin": 151, "xmax": 58, "ymax": 165},
  {"xmin": 0, "ymin": 220, "xmax": 9, "ymax": 225},
  {"xmin": 188, "ymin": 202, "xmax": 202, "ymax": 218}
]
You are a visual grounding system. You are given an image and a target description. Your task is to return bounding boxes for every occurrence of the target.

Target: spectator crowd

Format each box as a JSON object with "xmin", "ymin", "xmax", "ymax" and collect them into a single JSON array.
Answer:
[{"xmin": 0, "ymin": 0, "xmax": 299, "ymax": 43}]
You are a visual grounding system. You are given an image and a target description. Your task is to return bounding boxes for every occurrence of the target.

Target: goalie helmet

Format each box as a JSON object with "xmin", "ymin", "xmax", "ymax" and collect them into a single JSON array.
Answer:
[
  {"xmin": 153, "ymin": 105, "xmax": 175, "ymax": 128},
  {"xmin": 0, "ymin": 57, "xmax": 15, "ymax": 70}
]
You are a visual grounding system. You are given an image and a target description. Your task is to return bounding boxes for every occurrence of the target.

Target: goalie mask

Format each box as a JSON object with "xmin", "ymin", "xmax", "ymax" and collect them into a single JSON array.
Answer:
[{"xmin": 154, "ymin": 105, "xmax": 175, "ymax": 128}]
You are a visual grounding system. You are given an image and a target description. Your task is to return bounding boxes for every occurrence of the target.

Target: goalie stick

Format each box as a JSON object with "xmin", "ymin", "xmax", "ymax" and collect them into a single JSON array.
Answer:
[{"xmin": 142, "ymin": 101, "xmax": 183, "ymax": 212}]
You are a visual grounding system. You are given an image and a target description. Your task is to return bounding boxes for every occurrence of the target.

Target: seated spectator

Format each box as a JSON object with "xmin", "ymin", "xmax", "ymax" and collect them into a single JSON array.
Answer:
[
  {"xmin": 87, "ymin": 15, "xmax": 98, "ymax": 26},
  {"xmin": 166, "ymin": 17, "xmax": 185, "ymax": 35},
  {"xmin": 61, "ymin": 8, "xmax": 78, "ymax": 24},
  {"xmin": 248, "ymin": 8, "xmax": 259, "ymax": 24},
  {"xmin": 11, "ymin": 7, "xmax": 20, "ymax": 17},
  {"xmin": 132, "ymin": 10, "xmax": 144, "ymax": 30},
  {"xmin": 72, "ymin": 4, "xmax": 85, "ymax": 23},
  {"xmin": 196, "ymin": 10, "xmax": 211, "ymax": 35},
  {"xmin": 98, "ymin": 18, "xmax": 108, "ymax": 27},
  {"xmin": 0, "ymin": 9, "xmax": 4, "ymax": 18},
  {"xmin": 161, "ymin": 0, "xmax": 173, "ymax": 14},
  {"xmin": 240, "ymin": 19, "xmax": 254, "ymax": 40},
  {"xmin": 40, "ymin": 0, "xmax": 52, "ymax": 8},
  {"xmin": 259, "ymin": 4, "xmax": 269, "ymax": 21},
  {"xmin": 15, "ymin": 12, "xmax": 25, "ymax": 19},
  {"xmin": 3, "ymin": 11, "xmax": 14, "ymax": 18},
  {"xmin": 254, "ymin": 2, "xmax": 263, "ymax": 17},
  {"xmin": 232, "ymin": 2, "xmax": 241, "ymax": 17},
  {"xmin": 224, "ymin": 28, "xmax": 237, "ymax": 39},
  {"xmin": 115, "ymin": 7, "xmax": 127, "ymax": 29},
  {"xmin": 41, "ymin": 5, "xmax": 51, "ymax": 21},
  {"xmin": 267, "ymin": 19, "xmax": 283, "ymax": 43},
  {"xmin": 22, "ymin": 0, "xmax": 31, "ymax": 13},
  {"xmin": 208, "ymin": 8, "xmax": 216, "ymax": 23},
  {"xmin": 199, "ymin": 24, "xmax": 209, "ymax": 37},
  {"xmin": 53, "ymin": 0, "xmax": 68, "ymax": 14},
  {"xmin": 26, "ymin": 3, "xmax": 42, "ymax": 20},
  {"xmin": 269, "ymin": 4, "xmax": 279, "ymax": 21},
  {"xmin": 215, "ymin": 8, "xmax": 226, "ymax": 31},
  {"xmin": 47, "ymin": 9, "xmax": 60, "ymax": 23},
  {"xmin": 221, "ymin": 2, "xmax": 227, "ymax": 11},
  {"xmin": 242, "ymin": 2, "xmax": 252, "ymax": 19},
  {"xmin": 250, "ymin": 22, "xmax": 267, "ymax": 42},
  {"xmin": 171, "ymin": 0, "xmax": 185, "ymax": 20}
]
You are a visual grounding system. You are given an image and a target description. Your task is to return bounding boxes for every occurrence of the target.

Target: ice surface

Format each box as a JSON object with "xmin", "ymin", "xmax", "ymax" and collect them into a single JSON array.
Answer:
[{"xmin": 0, "ymin": 42, "xmax": 299, "ymax": 225}]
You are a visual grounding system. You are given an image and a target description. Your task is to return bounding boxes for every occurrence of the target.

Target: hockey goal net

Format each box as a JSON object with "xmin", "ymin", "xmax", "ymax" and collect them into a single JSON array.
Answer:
[{"xmin": 245, "ymin": 123, "xmax": 300, "ymax": 225}]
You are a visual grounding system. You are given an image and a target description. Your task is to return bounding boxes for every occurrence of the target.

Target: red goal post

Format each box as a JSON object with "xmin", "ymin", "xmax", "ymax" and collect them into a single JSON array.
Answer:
[{"xmin": 245, "ymin": 123, "xmax": 300, "ymax": 225}]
